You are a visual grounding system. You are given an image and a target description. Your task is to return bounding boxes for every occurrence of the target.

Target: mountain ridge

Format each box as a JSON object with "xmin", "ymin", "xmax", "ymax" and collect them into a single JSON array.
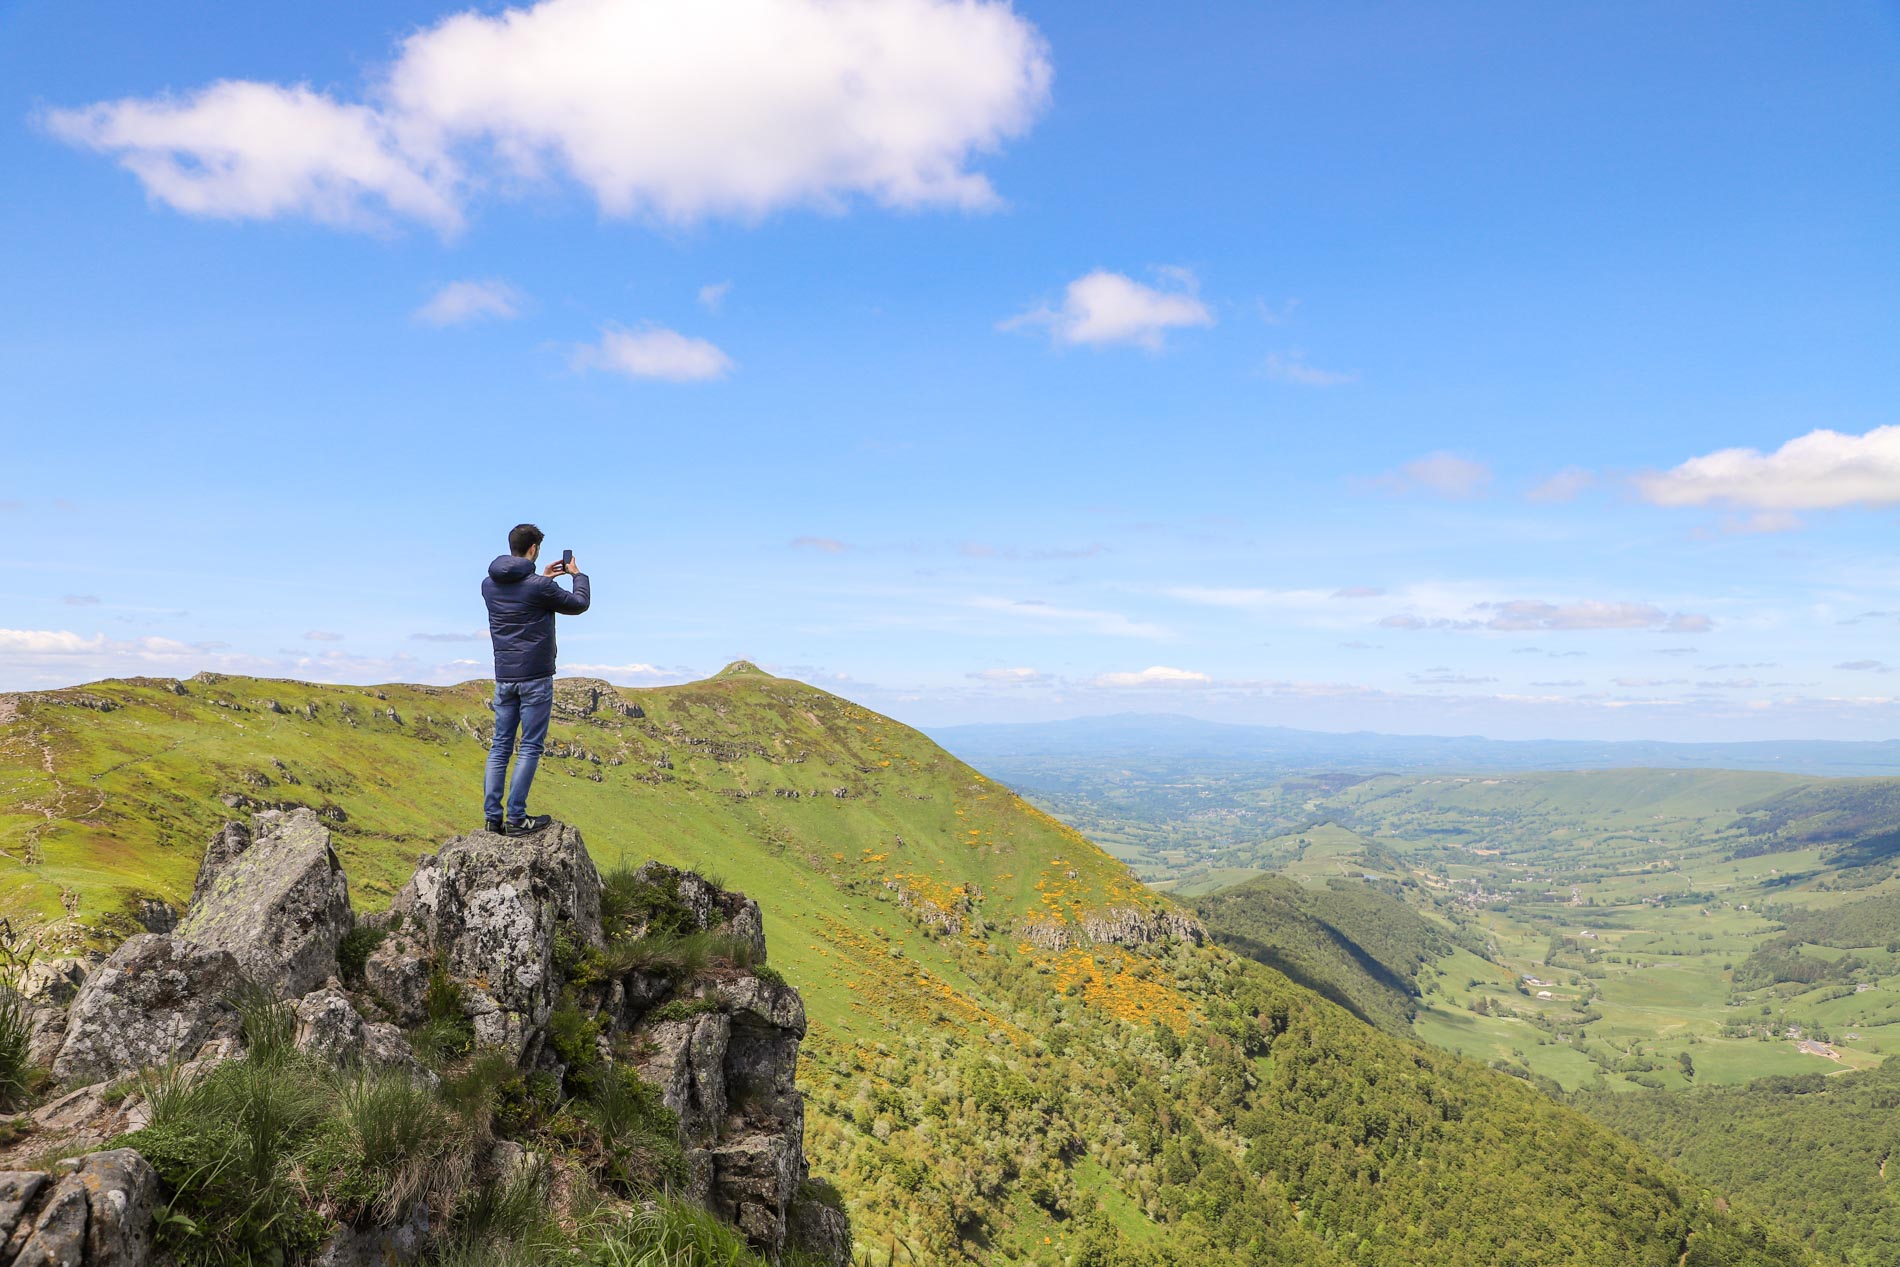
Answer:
[{"xmin": 932, "ymin": 712, "xmax": 1900, "ymax": 777}]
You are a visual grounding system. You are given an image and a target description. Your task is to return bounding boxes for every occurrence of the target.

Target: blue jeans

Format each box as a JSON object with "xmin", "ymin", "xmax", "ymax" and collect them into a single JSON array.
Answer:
[{"xmin": 484, "ymin": 676, "xmax": 553, "ymax": 822}]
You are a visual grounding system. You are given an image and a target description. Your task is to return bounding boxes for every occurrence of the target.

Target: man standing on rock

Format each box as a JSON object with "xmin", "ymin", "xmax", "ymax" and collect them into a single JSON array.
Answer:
[{"xmin": 482, "ymin": 523, "xmax": 590, "ymax": 835}]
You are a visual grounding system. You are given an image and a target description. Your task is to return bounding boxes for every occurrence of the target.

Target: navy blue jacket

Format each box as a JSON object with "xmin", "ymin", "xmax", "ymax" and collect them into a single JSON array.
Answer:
[{"xmin": 482, "ymin": 555, "xmax": 591, "ymax": 682}]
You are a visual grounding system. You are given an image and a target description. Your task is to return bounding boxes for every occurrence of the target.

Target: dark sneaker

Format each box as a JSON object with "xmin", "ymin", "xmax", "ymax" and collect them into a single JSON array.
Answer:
[
  {"xmin": 484, "ymin": 817, "xmax": 504, "ymax": 834},
  {"xmin": 505, "ymin": 814, "xmax": 553, "ymax": 836}
]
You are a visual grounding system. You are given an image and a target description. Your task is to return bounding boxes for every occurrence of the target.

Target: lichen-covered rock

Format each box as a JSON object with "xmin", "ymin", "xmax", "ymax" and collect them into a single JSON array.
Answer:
[
  {"xmin": 633, "ymin": 1011, "xmax": 731, "ymax": 1147},
  {"xmin": 630, "ymin": 862, "xmax": 766, "ymax": 963},
  {"xmin": 1, "ymin": 1081, "xmax": 148, "ymax": 1166},
  {"xmin": 709, "ymin": 1128, "xmax": 803, "ymax": 1253},
  {"xmin": 5, "ymin": 1175, "xmax": 86, "ymax": 1267},
  {"xmin": 0, "ymin": 1171, "xmax": 48, "ymax": 1235},
  {"xmin": 295, "ymin": 985, "xmax": 367, "ymax": 1063},
  {"xmin": 362, "ymin": 927, "xmax": 431, "ymax": 1025},
  {"xmin": 51, "ymin": 934, "xmax": 242, "ymax": 1085},
  {"xmin": 388, "ymin": 824, "xmax": 601, "ymax": 1059},
  {"xmin": 787, "ymin": 1192, "xmax": 852, "ymax": 1266},
  {"xmin": 72, "ymin": 1149, "xmax": 157, "ymax": 1264},
  {"xmin": 714, "ymin": 975, "xmax": 806, "ymax": 1035},
  {"xmin": 176, "ymin": 809, "xmax": 354, "ymax": 998},
  {"xmin": 312, "ymin": 1199, "xmax": 429, "ymax": 1267},
  {"xmin": 0, "ymin": 1149, "xmax": 155, "ymax": 1267},
  {"xmin": 20, "ymin": 957, "xmax": 90, "ymax": 1068}
]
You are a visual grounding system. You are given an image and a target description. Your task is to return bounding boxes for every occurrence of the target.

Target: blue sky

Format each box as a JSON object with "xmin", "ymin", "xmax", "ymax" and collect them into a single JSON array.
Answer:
[{"xmin": 2, "ymin": 0, "xmax": 1898, "ymax": 740}]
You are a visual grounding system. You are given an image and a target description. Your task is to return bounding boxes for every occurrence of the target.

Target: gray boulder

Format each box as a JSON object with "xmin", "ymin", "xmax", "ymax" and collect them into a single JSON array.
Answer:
[
  {"xmin": 20, "ymin": 957, "xmax": 90, "ymax": 1068},
  {"xmin": 0, "ymin": 1149, "xmax": 156, "ymax": 1267},
  {"xmin": 177, "ymin": 809, "xmax": 354, "ymax": 997},
  {"xmin": 294, "ymin": 986, "xmax": 427, "ymax": 1080},
  {"xmin": 387, "ymin": 823, "xmax": 602, "ymax": 1058},
  {"xmin": 51, "ymin": 934, "xmax": 242, "ymax": 1085}
]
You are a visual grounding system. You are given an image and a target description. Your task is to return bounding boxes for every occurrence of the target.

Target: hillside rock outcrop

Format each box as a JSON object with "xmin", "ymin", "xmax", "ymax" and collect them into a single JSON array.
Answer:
[
  {"xmin": 16, "ymin": 813, "xmax": 845, "ymax": 1266},
  {"xmin": 369, "ymin": 822, "xmax": 603, "ymax": 1059},
  {"xmin": 176, "ymin": 808, "xmax": 353, "ymax": 996}
]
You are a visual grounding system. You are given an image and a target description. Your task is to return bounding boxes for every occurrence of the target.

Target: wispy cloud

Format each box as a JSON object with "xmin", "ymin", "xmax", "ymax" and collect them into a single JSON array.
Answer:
[
  {"xmin": 967, "ymin": 596, "xmax": 1168, "ymax": 639},
  {"xmin": 303, "ymin": 630, "xmax": 344, "ymax": 642},
  {"xmin": 414, "ymin": 279, "xmax": 521, "ymax": 326},
  {"xmin": 574, "ymin": 325, "xmax": 732, "ymax": 382},
  {"xmin": 1838, "ymin": 659, "xmax": 1893, "ymax": 673},
  {"xmin": 1526, "ymin": 467, "xmax": 1594, "ymax": 503},
  {"xmin": 410, "ymin": 631, "xmax": 483, "ymax": 643},
  {"xmin": 1002, "ymin": 268, "xmax": 1213, "ymax": 349},
  {"xmin": 1365, "ymin": 452, "xmax": 1493, "ymax": 500},
  {"xmin": 968, "ymin": 666, "xmax": 1047, "ymax": 684},
  {"xmin": 1380, "ymin": 599, "xmax": 1713, "ymax": 634},
  {"xmin": 1410, "ymin": 668, "xmax": 1497, "ymax": 686},
  {"xmin": 1091, "ymin": 665, "xmax": 1211, "ymax": 687},
  {"xmin": 62, "ymin": 594, "xmax": 101, "ymax": 607},
  {"xmin": 1264, "ymin": 350, "xmax": 1354, "ymax": 387},
  {"xmin": 697, "ymin": 281, "xmax": 732, "ymax": 313},
  {"xmin": 791, "ymin": 536, "xmax": 851, "ymax": 554}
]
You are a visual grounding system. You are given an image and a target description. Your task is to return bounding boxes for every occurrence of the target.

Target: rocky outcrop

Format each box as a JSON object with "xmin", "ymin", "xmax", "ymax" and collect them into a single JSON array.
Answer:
[
  {"xmin": 628, "ymin": 861, "xmax": 767, "ymax": 963},
  {"xmin": 0, "ymin": 1149, "xmax": 156, "ymax": 1266},
  {"xmin": 374, "ymin": 822, "xmax": 602, "ymax": 1058},
  {"xmin": 176, "ymin": 808, "xmax": 353, "ymax": 996},
  {"xmin": 50, "ymin": 935, "xmax": 243, "ymax": 1086},
  {"xmin": 17, "ymin": 813, "xmax": 844, "ymax": 1267},
  {"xmin": 1017, "ymin": 904, "xmax": 1205, "ymax": 952}
]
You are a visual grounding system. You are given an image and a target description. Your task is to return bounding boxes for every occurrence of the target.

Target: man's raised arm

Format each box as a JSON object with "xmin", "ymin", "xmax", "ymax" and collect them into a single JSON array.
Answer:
[{"xmin": 542, "ymin": 555, "xmax": 591, "ymax": 614}]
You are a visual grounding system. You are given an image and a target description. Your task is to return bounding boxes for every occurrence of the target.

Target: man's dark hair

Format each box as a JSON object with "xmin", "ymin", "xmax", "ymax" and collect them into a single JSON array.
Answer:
[{"xmin": 508, "ymin": 523, "xmax": 545, "ymax": 557}]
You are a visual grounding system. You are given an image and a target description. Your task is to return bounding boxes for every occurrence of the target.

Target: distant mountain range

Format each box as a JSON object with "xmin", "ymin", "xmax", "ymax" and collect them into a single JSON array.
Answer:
[{"xmin": 932, "ymin": 713, "xmax": 1900, "ymax": 777}]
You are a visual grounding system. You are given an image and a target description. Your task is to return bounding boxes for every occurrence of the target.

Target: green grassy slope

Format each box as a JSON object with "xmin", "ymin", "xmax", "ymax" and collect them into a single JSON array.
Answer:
[{"xmin": 0, "ymin": 669, "xmax": 1827, "ymax": 1265}]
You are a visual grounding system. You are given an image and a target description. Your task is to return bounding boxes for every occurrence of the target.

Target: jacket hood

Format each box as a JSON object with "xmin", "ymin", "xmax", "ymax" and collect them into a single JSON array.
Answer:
[{"xmin": 488, "ymin": 554, "xmax": 537, "ymax": 584}]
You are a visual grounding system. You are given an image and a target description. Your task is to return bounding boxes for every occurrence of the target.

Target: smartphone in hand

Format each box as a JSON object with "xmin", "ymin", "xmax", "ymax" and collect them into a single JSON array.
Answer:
[{"xmin": 560, "ymin": 549, "xmax": 574, "ymax": 573}]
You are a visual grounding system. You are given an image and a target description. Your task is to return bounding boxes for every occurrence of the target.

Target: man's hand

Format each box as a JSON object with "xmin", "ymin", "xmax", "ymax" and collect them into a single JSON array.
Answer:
[{"xmin": 543, "ymin": 555, "xmax": 579, "ymax": 577}]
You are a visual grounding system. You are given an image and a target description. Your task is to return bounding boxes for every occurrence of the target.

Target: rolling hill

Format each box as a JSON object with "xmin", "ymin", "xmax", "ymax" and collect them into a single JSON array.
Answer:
[{"xmin": 0, "ymin": 667, "xmax": 1824, "ymax": 1265}]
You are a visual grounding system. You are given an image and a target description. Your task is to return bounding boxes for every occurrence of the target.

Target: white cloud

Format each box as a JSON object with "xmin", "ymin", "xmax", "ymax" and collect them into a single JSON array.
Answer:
[
  {"xmin": 1638, "ymin": 426, "xmax": 1900, "ymax": 511},
  {"xmin": 1721, "ymin": 510, "xmax": 1803, "ymax": 535},
  {"xmin": 1264, "ymin": 350, "xmax": 1354, "ymax": 387},
  {"xmin": 303, "ymin": 630, "xmax": 345, "ymax": 642},
  {"xmin": 561, "ymin": 661, "xmax": 671, "ymax": 677},
  {"xmin": 697, "ymin": 281, "xmax": 732, "ymax": 313},
  {"xmin": 1380, "ymin": 600, "xmax": 1713, "ymax": 634},
  {"xmin": 0, "ymin": 629, "xmax": 108, "ymax": 654},
  {"xmin": 43, "ymin": 82, "xmax": 462, "ymax": 232},
  {"xmin": 574, "ymin": 325, "xmax": 732, "ymax": 382},
  {"xmin": 1003, "ymin": 269, "xmax": 1214, "ymax": 349},
  {"xmin": 1367, "ymin": 452, "xmax": 1493, "ymax": 500},
  {"xmin": 44, "ymin": 0, "xmax": 1051, "ymax": 233},
  {"xmin": 968, "ymin": 667, "xmax": 1046, "ymax": 684},
  {"xmin": 966, "ymin": 596, "xmax": 1169, "ymax": 639},
  {"xmin": 790, "ymin": 536, "xmax": 850, "ymax": 554},
  {"xmin": 414, "ymin": 278, "xmax": 521, "ymax": 326},
  {"xmin": 1526, "ymin": 467, "xmax": 1594, "ymax": 503},
  {"xmin": 1091, "ymin": 665, "xmax": 1211, "ymax": 687}
]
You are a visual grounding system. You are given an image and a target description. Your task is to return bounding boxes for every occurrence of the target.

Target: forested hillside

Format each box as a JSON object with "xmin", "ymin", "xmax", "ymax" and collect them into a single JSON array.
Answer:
[
  {"xmin": 1193, "ymin": 874, "xmax": 1450, "ymax": 1033},
  {"xmin": 0, "ymin": 669, "xmax": 1826, "ymax": 1264},
  {"xmin": 1581, "ymin": 1060, "xmax": 1900, "ymax": 1266}
]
